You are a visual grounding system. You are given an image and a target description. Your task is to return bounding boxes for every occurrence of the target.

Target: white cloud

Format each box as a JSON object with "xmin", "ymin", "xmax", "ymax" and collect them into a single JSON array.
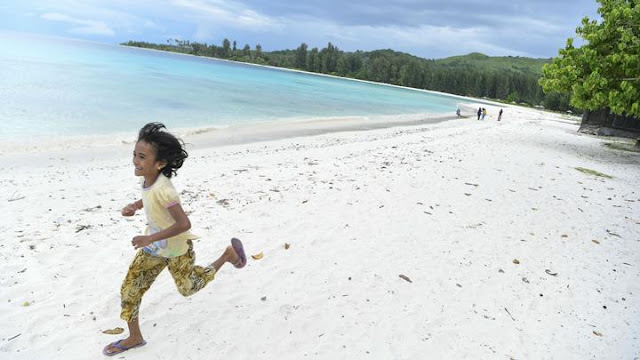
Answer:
[
  {"xmin": 171, "ymin": 0, "xmax": 281, "ymax": 29},
  {"xmin": 282, "ymin": 18, "xmax": 533, "ymax": 58},
  {"xmin": 384, "ymin": 24, "xmax": 530, "ymax": 56},
  {"xmin": 142, "ymin": 19, "xmax": 157, "ymax": 28},
  {"xmin": 41, "ymin": 12, "xmax": 115, "ymax": 36}
]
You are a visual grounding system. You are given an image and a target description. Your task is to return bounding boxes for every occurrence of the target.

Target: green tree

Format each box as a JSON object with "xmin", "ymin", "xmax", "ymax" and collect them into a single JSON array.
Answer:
[
  {"xmin": 209, "ymin": 45, "xmax": 219, "ymax": 57},
  {"xmin": 335, "ymin": 57, "xmax": 349, "ymax": 76},
  {"xmin": 369, "ymin": 56, "xmax": 392, "ymax": 83},
  {"xmin": 543, "ymin": 91, "xmax": 572, "ymax": 111},
  {"xmin": 343, "ymin": 52, "xmax": 363, "ymax": 75},
  {"xmin": 190, "ymin": 42, "xmax": 202, "ymax": 55},
  {"xmin": 540, "ymin": 0, "xmax": 640, "ymax": 117},
  {"xmin": 295, "ymin": 43, "xmax": 308, "ymax": 70},
  {"xmin": 308, "ymin": 47, "xmax": 320, "ymax": 72},
  {"xmin": 506, "ymin": 91, "xmax": 519, "ymax": 103},
  {"xmin": 398, "ymin": 60, "xmax": 424, "ymax": 88},
  {"xmin": 222, "ymin": 38, "xmax": 231, "ymax": 58},
  {"xmin": 255, "ymin": 44, "xmax": 263, "ymax": 61},
  {"xmin": 320, "ymin": 42, "xmax": 339, "ymax": 73}
]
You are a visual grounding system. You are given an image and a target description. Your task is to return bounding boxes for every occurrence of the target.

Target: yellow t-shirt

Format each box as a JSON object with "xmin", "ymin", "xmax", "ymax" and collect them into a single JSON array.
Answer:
[{"xmin": 141, "ymin": 174, "xmax": 198, "ymax": 258}]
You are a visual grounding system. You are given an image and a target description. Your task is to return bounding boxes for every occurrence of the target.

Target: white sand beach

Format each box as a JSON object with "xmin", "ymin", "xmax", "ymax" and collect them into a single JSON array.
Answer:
[{"xmin": 1, "ymin": 105, "xmax": 639, "ymax": 359}]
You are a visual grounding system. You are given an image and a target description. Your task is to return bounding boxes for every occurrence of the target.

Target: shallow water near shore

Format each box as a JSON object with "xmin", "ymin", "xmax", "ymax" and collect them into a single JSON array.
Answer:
[
  {"xmin": 0, "ymin": 32, "xmax": 464, "ymax": 142},
  {"xmin": 0, "ymin": 111, "xmax": 459, "ymax": 168}
]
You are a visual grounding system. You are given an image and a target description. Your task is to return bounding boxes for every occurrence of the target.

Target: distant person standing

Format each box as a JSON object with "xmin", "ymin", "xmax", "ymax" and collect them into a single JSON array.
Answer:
[
  {"xmin": 498, "ymin": 109, "xmax": 503, "ymax": 121},
  {"xmin": 456, "ymin": 108, "xmax": 461, "ymax": 118},
  {"xmin": 477, "ymin": 107, "xmax": 482, "ymax": 120},
  {"xmin": 481, "ymin": 108, "xmax": 487, "ymax": 120}
]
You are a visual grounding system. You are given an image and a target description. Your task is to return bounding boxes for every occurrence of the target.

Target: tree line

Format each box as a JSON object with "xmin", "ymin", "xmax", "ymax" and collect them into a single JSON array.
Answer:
[{"xmin": 122, "ymin": 39, "xmax": 576, "ymax": 112}]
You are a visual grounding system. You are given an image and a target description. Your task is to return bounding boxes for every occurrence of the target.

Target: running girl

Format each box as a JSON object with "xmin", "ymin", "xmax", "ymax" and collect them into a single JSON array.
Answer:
[{"xmin": 103, "ymin": 123, "xmax": 246, "ymax": 356}]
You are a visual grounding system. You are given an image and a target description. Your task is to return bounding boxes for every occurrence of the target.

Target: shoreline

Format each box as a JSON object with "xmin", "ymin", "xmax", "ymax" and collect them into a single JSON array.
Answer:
[
  {"xmin": 0, "ymin": 102, "xmax": 575, "ymax": 169},
  {"xmin": 0, "ymin": 110, "xmax": 474, "ymax": 165},
  {"xmin": 0, "ymin": 110, "xmax": 470, "ymax": 156}
]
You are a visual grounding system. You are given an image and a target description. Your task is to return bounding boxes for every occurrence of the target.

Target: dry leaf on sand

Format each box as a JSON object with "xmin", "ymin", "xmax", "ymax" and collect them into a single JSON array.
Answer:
[
  {"xmin": 251, "ymin": 252, "xmax": 264, "ymax": 260},
  {"xmin": 102, "ymin": 327, "xmax": 124, "ymax": 335}
]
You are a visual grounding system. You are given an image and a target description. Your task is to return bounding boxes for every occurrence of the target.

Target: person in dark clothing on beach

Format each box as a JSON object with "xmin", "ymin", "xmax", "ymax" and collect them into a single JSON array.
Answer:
[
  {"xmin": 498, "ymin": 109, "xmax": 503, "ymax": 121},
  {"xmin": 477, "ymin": 108, "xmax": 482, "ymax": 120}
]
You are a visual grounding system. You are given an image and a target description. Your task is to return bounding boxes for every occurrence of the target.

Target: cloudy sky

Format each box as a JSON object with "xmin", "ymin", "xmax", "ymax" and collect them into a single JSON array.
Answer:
[{"xmin": 1, "ymin": 0, "xmax": 600, "ymax": 59}]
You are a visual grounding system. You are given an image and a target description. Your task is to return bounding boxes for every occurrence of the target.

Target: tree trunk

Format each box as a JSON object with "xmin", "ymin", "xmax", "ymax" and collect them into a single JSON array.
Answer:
[{"xmin": 581, "ymin": 109, "xmax": 640, "ymax": 141}]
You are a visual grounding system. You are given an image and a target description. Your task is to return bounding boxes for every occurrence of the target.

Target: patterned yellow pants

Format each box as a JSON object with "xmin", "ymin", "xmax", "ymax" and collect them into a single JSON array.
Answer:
[{"xmin": 120, "ymin": 241, "xmax": 216, "ymax": 322}]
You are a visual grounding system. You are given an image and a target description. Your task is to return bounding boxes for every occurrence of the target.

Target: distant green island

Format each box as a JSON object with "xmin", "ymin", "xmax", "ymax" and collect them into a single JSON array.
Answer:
[{"xmin": 122, "ymin": 39, "xmax": 575, "ymax": 113}]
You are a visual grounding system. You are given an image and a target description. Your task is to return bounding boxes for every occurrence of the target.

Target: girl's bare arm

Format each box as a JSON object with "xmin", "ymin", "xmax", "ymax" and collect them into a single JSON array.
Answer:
[
  {"xmin": 122, "ymin": 199, "xmax": 143, "ymax": 216},
  {"xmin": 131, "ymin": 203, "xmax": 191, "ymax": 249}
]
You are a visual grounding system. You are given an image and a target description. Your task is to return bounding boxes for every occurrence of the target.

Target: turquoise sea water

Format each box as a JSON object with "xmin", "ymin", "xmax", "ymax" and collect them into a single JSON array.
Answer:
[{"xmin": 0, "ymin": 32, "xmax": 462, "ymax": 140}]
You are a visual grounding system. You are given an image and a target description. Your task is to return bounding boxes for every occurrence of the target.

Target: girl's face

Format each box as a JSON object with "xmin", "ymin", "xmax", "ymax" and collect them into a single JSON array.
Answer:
[{"xmin": 133, "ymin": 141, "xmax": 166, "ymax": 180}]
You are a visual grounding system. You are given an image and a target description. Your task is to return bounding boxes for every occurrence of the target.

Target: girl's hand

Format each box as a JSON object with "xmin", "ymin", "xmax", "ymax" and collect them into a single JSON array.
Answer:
[
  {"xmin": 122, "ymin": 203, "xmax": 138, "ymax": 216},
  {"xmin": 132, "ymin": 235, "xmax": 153, "ymax": 249}
]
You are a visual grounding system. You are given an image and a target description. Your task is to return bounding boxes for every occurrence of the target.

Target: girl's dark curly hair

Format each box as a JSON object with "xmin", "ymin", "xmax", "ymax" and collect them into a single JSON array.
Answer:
[{"xmin": 137, "ymin": 122, "xmax": 188, "ymax": 178}]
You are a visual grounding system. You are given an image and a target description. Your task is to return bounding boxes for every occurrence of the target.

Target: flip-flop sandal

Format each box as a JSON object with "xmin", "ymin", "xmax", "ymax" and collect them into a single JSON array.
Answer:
[
  {"xmin": 102, "ymin": 339, "xmax": 147, "ymax": 356},
  {"xmin": 231, "ymin": 237, "xmax": 247, "ymax": 269}
]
